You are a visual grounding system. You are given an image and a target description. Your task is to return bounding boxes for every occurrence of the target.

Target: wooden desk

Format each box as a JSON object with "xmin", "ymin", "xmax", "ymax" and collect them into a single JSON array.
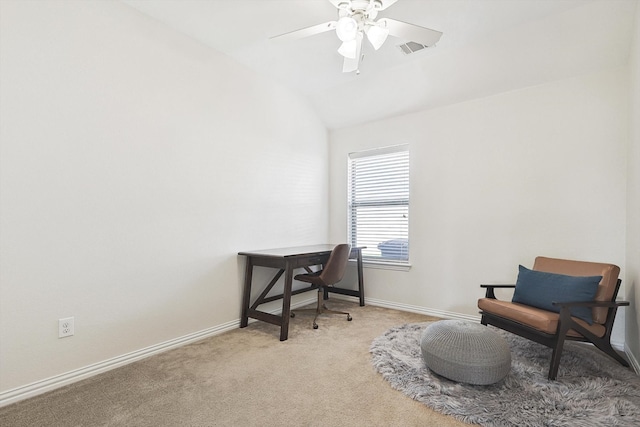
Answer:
[{"xmin": 238, "ymin": 245, "xmax": 365, "ymax": 341}]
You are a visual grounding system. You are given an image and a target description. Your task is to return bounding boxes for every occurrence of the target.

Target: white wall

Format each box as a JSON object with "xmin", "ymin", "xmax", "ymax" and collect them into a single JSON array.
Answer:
[
  {"xmin": 625, "ymin": 4, "xmax": 640, "ymax": 369},
  {"xmin": 330, "ymin": 69, "xmax": 628, "ymax": 335},
  {"xmin": 0, "ymin": 0, "xmax": 328, "ymax": 397}
]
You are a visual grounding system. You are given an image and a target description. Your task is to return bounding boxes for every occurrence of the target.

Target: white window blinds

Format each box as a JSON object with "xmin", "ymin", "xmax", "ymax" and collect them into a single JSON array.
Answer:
[{"xmin": 348, "ymin": 145, "xmax": 409, "ymax": 263}]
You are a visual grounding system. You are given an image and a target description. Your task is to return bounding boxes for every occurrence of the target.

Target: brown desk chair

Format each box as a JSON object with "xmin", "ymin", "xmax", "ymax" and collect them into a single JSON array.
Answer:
[
  {"xmin": 478, "ymin": 256, "xmax": 630, "ymax": 380},
  {"xmin": 291, "ymin": 243, "xmax": 353, "ymax": 329}
]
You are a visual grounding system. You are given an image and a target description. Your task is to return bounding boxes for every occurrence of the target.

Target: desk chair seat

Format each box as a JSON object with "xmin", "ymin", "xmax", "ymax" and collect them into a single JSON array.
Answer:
[{"xmin": 291, "ymin": 244, "xmax": 353, "ymax": 329}]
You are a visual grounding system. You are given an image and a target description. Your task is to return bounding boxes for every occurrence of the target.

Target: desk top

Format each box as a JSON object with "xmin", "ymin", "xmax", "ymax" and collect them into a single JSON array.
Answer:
[{"xmin": 238, "ymin": 244, "xmax": 340, "ymax": 259}]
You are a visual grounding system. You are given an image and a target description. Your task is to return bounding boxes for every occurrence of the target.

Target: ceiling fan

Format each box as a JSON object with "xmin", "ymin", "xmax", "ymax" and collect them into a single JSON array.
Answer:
[{"xmin": 270, "ymin": 0, "xmax": 442, "ymax": 74}]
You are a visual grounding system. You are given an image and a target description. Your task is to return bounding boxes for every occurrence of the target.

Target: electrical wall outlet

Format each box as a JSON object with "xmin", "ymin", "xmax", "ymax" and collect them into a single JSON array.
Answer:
[{"xmin": 58, "ymin": 317, "xmax": 74, "ymax": 338}]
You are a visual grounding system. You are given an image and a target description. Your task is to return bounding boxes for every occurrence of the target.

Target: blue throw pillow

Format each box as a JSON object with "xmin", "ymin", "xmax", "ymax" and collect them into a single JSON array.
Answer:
[{"xmin": 512, "ymin": 265, "xmax": 601, "ymax": 324}]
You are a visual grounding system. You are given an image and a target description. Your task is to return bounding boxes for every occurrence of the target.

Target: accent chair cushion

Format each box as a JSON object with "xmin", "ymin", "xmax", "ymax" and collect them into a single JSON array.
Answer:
[
  {"xmin": 477, "ymin": 298, "xmax": 607, "ymax": 338},
  {"xmin": 511, "ymin": 265, "xmax": 601, "ymax": 324},
  {"xmin": 532, "ymin": 256, "xmax": 620, "ymax": 324}
]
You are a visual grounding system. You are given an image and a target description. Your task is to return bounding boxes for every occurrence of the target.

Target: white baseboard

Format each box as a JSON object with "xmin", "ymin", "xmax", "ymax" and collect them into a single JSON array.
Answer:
[
  {"xmin": 0, "ymin": 320, "xmax": 239, "ymax": 408},
  {"xmin": 363, "ymin": 296, "xmax": 481, "ymax": 322},
  {"xmin": 625, "ymin": 343, "xmax": 640, "ymax": 375},
  {"xmin": 0, "ymin": 298, "xmax": 317, "ymax": 408}
]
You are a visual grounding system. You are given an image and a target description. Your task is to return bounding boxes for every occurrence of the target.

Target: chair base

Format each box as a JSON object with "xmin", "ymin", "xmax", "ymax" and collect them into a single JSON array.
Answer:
[
  {"xmin": 291, "ymin": 289, "xmax": 352, "ymax": 329},
  {"xmin": 480, "ymin": 311, "xmax": 629, "ymax": 380}
]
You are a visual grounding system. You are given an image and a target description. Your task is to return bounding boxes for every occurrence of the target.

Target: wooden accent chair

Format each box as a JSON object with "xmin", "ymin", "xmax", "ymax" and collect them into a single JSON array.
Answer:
[
  {"xmin": 291, "ymin": 244, "xmax": 353, "ymax": 329},
  {"xmin": 478, "ymin": 256, "xmax": 630, "ymax": 380}
]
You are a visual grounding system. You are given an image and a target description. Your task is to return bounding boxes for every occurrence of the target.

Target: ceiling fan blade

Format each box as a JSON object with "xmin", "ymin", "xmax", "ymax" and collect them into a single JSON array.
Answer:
[
  {"xmin": 378, "ymin": 18, "xmax": 442, "ymax": 46},
  {"xmin": 270, "ymin": 21, "xmax": 337, "ymax": 42},
  {"xmin": 342, "ymin": 33, "xmax": 363, "ymax": 73}
]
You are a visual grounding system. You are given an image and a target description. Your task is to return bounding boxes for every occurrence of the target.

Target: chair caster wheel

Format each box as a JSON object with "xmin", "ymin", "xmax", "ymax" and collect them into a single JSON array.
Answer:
[
  {"xmin": 290, "ymin": 312, "xmax": 295, "ymax": 318},
  {"xmin": 347, "ymin": 315, "xmax": 352, "ymax": 321},
  {"xmin": 313, "ymin": 323, "xmax": 318, "ymax": 329}
]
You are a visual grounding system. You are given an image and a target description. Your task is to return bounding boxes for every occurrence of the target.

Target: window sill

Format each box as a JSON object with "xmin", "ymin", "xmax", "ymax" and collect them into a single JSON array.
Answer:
[{"xmin": 351, "ymin": 259, "xmax": 412, "ymax": 271}]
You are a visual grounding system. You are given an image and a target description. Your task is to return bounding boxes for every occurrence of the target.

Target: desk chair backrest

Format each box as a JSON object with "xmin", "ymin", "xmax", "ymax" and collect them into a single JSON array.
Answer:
[
  {"xmin": 532, "ymin": 256, "xmax": 620, "ymax": 324},
  {"xmin": 319, "ymin": 244, "xmax": 352, "ymax": 286}
]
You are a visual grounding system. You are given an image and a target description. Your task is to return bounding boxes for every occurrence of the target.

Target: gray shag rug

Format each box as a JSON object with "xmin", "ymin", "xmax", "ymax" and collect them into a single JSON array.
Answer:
[{"xmin": 370, "ymin": 322, "xmax": 640, "ymax": 427}]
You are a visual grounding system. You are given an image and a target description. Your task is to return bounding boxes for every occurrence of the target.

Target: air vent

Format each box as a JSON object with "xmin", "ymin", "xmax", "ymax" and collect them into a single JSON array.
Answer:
[{"xmin": 397, "ymin": 41, "xmax": 428, "ymax": 55}]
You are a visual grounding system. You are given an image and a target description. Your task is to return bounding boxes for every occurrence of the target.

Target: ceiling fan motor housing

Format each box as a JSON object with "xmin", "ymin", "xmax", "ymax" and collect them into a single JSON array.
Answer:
[
  {"xmin": 339, "ymin": 0, "xmax": 383, "ymax": 15},
  {"xmin": 346, "ymin": 0, "xmax": 385, "ymax": 10},
  {"xmin": 338, "ymin": 1, "xmax": 379, "ymax": 29}
]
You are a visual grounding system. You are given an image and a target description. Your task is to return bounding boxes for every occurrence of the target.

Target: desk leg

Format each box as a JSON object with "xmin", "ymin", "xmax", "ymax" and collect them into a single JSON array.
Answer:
[
  {"xmin": 240, "ymin": 257, "xmax": 253, "ymax": 328},
  {"xmin": 280, "ymin": 260, "xmax": 293, "ymax": 341},
  {"xmin": 357, "ymin": 249, "xmax": 365, "ymax": 306}
]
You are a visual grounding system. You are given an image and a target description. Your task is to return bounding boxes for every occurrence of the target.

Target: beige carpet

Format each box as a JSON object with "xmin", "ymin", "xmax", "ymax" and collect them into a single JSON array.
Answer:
[{"xmin": 0, "ymin": 300, "xmax": 469, "ymax": 426}]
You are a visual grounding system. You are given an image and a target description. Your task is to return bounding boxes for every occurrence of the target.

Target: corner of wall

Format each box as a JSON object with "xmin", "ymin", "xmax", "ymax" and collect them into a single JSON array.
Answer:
[{"xmin": 624, "ymin": 0, "xmax": 640, "ymax": 372}]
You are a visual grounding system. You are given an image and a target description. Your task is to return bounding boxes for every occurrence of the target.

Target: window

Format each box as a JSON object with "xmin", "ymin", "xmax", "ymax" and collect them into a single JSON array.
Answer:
[{"xmin": 348, "ymin": 145, "xmax": 409, "ymax": 265}]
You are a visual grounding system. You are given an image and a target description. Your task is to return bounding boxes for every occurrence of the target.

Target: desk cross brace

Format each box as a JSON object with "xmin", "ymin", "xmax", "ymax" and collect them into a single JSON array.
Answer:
[
  {"xmin": 250, "ymin": 269, "xmax": 284, "ymax": 310},
  {"xmin": 250, "ymin": 268, "xmax": 320, "ymax": 308}
]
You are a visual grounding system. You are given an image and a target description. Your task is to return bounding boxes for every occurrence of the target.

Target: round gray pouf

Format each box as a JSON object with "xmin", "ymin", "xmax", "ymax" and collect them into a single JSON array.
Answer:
[{"xmin": 420, "ymin": 320, "xmax": 511, "ymax": 385}]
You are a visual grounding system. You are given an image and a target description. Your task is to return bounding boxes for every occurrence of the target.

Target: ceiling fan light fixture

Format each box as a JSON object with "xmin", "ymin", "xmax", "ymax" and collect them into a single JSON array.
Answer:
[
  {"xmin": 338, "ymin": 39, "xmax": 357, "ymax": 58},
  {"xmin": 336, "ymin": 16, "xmax": 358, "ymax": 41},
  {"xmin": 366, "ymin": 24, "xmax": 389, "ymax": 50}
]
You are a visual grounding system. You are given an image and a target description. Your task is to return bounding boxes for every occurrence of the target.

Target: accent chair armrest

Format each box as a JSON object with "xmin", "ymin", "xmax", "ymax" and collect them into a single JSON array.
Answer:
[
  {"xmin": 553, "ymin": 299, "xmax": 630, "ymax": 341},
  {"xmin": 551, "ymin": 300, "xmax": 630, "ymax": 308},
  {"xmin": 480, "ymin": 284, "xmax": 516, "ymax": 299}
]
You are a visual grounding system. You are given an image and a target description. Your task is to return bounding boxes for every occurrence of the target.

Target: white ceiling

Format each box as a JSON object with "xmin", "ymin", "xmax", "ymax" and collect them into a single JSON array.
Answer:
[{"xmin": 121, "ymin": 0, "xmax": 637, "ymax": 129}]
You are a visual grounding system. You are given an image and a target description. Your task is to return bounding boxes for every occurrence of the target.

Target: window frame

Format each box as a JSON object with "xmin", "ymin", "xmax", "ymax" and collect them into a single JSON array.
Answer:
[{"xmin": 347, "ymin": 144, "xmax": 410, "ymax": 270}]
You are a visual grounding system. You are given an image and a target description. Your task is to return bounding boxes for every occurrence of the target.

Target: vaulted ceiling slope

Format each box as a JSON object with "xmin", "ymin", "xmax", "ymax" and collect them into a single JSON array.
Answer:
[{"xmin": 122, "ymin": 0, "xmax": 638, "ymax": 130}]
